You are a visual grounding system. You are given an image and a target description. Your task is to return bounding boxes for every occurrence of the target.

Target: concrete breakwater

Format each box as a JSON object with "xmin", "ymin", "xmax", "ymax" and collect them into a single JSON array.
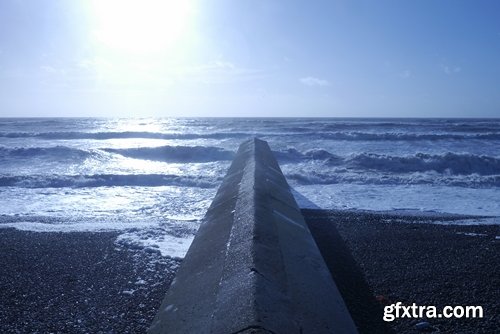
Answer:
[{"xmin": 149, "ymin": 138, "xmax": 358, "ymax": 334}]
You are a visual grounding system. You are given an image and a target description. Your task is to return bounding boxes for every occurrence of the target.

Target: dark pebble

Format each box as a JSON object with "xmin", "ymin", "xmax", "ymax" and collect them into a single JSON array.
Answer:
[
  {"xmin": 303, "ymin": 209, "xmax": 500, "ymax": 334},
  {"xmin": 0, "ymin": 229, "xmax": 179, "ymax": 333}
]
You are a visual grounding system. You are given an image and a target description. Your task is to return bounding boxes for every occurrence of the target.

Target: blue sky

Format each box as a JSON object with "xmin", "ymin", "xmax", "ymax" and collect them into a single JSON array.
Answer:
[{"xmin": 0, "ymin": 0, "xmax": 499, "ymax": 117}]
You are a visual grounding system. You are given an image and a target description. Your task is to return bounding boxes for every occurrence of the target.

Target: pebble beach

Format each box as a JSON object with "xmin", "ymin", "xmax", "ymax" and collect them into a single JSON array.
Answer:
[
  {"xmin": 1, "ymin": 210, "xmax": 498, "ymax": 333},
  {"xmin": 304, "ymin": 209, "xmax": 500, "ymax": 334}
]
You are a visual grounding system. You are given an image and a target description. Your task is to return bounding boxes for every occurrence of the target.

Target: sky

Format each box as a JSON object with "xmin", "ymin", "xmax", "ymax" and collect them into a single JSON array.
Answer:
[{"xmin": 0, "ymin": 0, "xmax": 499, "ymax": 117}]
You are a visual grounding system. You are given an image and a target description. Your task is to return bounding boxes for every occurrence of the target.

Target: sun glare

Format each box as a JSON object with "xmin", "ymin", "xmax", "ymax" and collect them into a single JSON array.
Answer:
[{"xmin": 89, "ymin": 0, "xmax": 194, "ymax": 56}]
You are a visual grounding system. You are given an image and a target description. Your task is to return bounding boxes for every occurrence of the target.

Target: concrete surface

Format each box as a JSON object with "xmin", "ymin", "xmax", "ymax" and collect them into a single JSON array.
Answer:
[{"xmin": 149, "ymin": 138, "xmax": 358, "ymax": 334}]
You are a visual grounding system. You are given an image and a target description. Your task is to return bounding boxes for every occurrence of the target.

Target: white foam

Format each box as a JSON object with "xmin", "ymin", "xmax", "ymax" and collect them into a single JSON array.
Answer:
[
  {"xmin": 0, "ymin": 185, "xmax": 211, "ymax": 258},
  {"xmin": 0, "ymin": 220, "xmax": 153, "ymax": 232},
  {"xmin": 0, "ymin": 186, "xmax": 214, "ymax": 221},
  {"xmin": 293, "ymin": 184, "xmax": 500, "ymax": 219},
  {"xmin": 430, "ymin": 217, "xmax": 500, "ymax": 225},
  {"xmin": 456, "ymin": 232, "xmax": 488, "ymax": 237},
  {"xmin": 0, "ymin": 218, "xmax": 199, "ymax": 258},
  {"xmin": 117, "ymin": 232, "xmax": 194, "ymax": 259}
]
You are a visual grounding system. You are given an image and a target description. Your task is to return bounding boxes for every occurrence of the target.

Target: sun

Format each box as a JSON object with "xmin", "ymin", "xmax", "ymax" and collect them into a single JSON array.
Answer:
[{"xmin": 89, "ymin": 0, "xmax": 195, "ymax": 56}]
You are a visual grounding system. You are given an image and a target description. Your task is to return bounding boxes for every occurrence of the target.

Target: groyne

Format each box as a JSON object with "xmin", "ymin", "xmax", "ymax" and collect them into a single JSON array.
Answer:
[{"xmin": 149, "ymin": 138, "xmax": 357, "ymax": 334}]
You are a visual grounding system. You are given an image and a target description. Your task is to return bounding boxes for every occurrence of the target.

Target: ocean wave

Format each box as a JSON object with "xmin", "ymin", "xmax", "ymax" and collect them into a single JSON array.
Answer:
[
  {"xmin": 0, "ymin": 131, "xmax": 253, "ymax": 140},
  {"xmin": 348, "ymin": 152, "xmax": 500, "ymax": 175},
  {"xmin": 319, "ymin": 132, "xmax": 500, "ymax": 141},
  {"xmin": 2, "ymin": 130, "xmax": 499, "ymax": 141},
  {"xmin": 285, "ymin": 171, "xmax": 500, "ymax": 188},
  {"xmin": 0, "ymin": 144, "xmax": 235, "ymax": 163},
  {"xmin": 320, "ymin": 121, "xmax": 500, "ymax": 133},
  {"xmin": 103, "ymin": 145, "xmax": 235, "ymax": 162},
  {"xmin": 0, "ymin": 174, "xmax": 218, "ymax": 188},
  {"xmin": 274, "ymin": 148, "xmax": 343, "ymax": 164},
  {"xmin": 276, "ymin": 148, "xmax": 500, "ymax": 176},
  {"xmin": 0, "ymin": 146, "xmax": 91, "ymax": 159}
]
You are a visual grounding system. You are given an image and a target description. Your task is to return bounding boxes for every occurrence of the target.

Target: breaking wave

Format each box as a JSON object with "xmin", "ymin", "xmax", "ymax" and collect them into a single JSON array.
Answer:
[
  {"xmin": 103, "ymin": 145, "xmax": 235, "ymax": 162},
  {"xmin": 2, "ymin": 131, "xmax": 499, "ymax": 141},
  {"xmin": 0, "ymin": 146, "xmax": 91, "ymax": 159},
  {"xmin": 319, "ymin": 132, "xmax": 500, "ymax": 141},
  {"xmin": 285, "ymin": 170, "xmax": 500, "ymax": 188},
  {"xmin": 0, "ymin": 145, "xmax": 235, "ymax": 163},
  {"xmin": 276, "ymin": 148, "xmax": 500, "ymax": 176},
  {"xmin": 0, "ymin": 174, "xmax": 218, "ymax": 188},
  {"xmin": 348, "ymin": 152, "xmax": 500, "ymax": 175},
  {"xmin": 0, "ymin": 131, "xmax": 253, "ymax": 140},
  {"xmin": 274, "ymin": 148, "xmax": 343, "ymax": 164}
]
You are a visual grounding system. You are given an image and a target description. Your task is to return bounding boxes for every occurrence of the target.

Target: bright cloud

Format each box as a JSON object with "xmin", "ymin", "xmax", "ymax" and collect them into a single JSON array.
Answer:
[{"xmin": 300, "ymin": 76, "xmax": 330, "ymax": 87}]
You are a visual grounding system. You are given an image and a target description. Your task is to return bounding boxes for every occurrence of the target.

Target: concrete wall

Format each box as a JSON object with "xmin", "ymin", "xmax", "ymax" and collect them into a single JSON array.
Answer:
[{"xmin": 149, "ymin": 138, "xmax": 358, "ymax": 334}]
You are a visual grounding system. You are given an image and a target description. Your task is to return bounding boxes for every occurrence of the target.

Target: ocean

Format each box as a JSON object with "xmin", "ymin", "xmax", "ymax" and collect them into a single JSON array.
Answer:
[{"xmin": 1, "ymin": 118, "xmax": 499, "ymax": 257}]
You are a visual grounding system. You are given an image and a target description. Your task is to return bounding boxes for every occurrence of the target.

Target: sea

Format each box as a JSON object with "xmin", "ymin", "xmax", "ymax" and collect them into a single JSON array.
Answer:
[{"xmin": 1, "ymin": 118, "xmax": 499, "ymax": 257}]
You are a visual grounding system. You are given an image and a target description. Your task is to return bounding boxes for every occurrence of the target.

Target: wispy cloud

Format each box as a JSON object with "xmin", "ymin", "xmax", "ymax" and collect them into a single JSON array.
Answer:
[
  {"xmin": 442, "ymin": 65, "xmax": 461, "ymax": 75},
  {"xmin": 300, "ymin": 76, "xmax": 330, "ymax": 87}
]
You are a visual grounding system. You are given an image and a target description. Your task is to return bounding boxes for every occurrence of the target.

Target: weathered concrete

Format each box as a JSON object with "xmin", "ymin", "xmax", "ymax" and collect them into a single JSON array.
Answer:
[{"xmin": 149, "ymin": 138, "xmax": 358, "ymax": 334}]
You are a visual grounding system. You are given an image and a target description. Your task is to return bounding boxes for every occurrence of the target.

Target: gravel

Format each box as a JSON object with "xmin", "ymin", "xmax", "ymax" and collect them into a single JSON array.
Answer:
[
  {"xmin": 0, "ymin": 229, "xmax": 179, "ymax": 333},
  {"xmin": 1, "ymin": 210, "xmax": 498, "ymax": 333},
  {"xmin": 303, "ymin": 209, "xmax": 500, "ymax": 334}
]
